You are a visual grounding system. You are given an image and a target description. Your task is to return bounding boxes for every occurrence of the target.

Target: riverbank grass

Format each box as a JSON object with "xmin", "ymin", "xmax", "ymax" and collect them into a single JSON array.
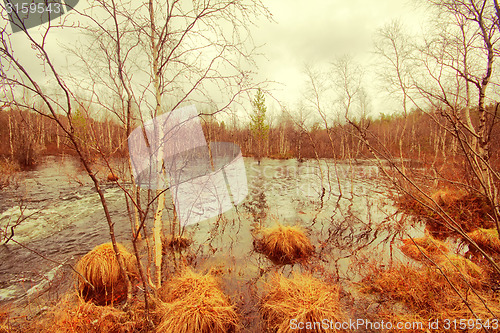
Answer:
[
  {"xmin": 434, "ymin": 254, "xmax": 486, "ymax": 288},
  {"xmin": 468, "ymin": 228, "xmax": 500, "ymax": 254},
  {"xmin": 397, "ymin": 188, "xmax": 494, "ymax": 239},
  {"xmin": 399, "ymin": 235, "xmax": 449, "ymax": 262},
  {"xmin": 359, "ymin": 260, "xmax": 495, "ymax": 332}
]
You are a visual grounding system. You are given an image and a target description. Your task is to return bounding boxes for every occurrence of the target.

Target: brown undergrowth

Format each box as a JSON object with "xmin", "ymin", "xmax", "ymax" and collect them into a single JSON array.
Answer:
[
  {"xmin": 358, "ymin": 257, "xmax": 496, "ymax": 333},
  {"xmin": 260, "ymin": 272, "xmax": 344, "ymax": 333},
  {"xmin": 253, "ymin": 223, "xmax": 314, "ymax": 265},
  {"xmin": 0, "ymin": 157, "xmax": 20, "ymax": 189},
  {"xmin": 0, "ymin": 308, "xmax": 10, "ymax": 333},
  {"xmin": 75, "ymin": 243, "xmax": 138, "ymax": 306},
  {"xmin": 5, "ymin": 266, "xmax": 239, "ymax": 332},
  {"xmin": 32, "ymin": 292, "xmax": 158, "ymax": 332},
  {"xmin": 156, "ymin": 267, "xmax": 239, "ymax": 333},
  {"xmin": 397, "ymin": 188, "xmax": 494, "ymax": 239}
]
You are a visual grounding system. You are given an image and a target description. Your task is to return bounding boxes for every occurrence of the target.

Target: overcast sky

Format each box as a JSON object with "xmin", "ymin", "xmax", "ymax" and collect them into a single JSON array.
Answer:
[
  {"xmin": 251, "ymin": 0, "xmax": 428, "ymax": 118},
  {"xmin": 2, "ymin": 0, "xmax": 430, "ymax": 122}
]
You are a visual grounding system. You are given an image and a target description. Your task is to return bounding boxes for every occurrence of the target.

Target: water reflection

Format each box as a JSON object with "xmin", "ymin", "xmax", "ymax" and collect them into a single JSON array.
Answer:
[{"xmin": 0, "ymin": 156, "xmax": 418, "ymax": 331}]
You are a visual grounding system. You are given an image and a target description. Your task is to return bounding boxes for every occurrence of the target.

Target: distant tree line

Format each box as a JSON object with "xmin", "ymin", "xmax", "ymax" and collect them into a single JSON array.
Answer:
[
  {"xmin": 0, "ymin": 106, "xmax": 128, "ymax": 168},
  {"xmin": 3, "ymin": 103, "xmax": 499, "ymax": 170}
]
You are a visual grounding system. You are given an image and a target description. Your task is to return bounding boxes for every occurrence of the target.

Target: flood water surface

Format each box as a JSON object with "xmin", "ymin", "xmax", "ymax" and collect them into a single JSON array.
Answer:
[{"xmin": 0, "ymin": 155, "xmax": 416, "ymax": 329}]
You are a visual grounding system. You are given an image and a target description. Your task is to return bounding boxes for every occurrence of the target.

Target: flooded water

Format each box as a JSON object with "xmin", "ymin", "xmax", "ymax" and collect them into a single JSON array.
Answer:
[{"xmin": 0, "ymin": 155, "xmax": 417, "ymax": 329}]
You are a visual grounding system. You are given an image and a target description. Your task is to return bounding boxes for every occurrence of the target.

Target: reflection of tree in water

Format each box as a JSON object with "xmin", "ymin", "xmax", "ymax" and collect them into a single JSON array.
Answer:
[
  {"xmin": 242, "ymin": 168, "xmax": 268, "ymax": 224},
  {"xmin": 312, "ymin": 190, "xmax": 405, "ymax": 282}
]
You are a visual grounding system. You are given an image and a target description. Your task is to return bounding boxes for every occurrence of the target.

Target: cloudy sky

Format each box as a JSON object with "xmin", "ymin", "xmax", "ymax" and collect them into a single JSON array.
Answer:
[
  {"xmin": 251, "ymin": 0, "xmax": 428, "ymax": 118},
  {"xmin": 2, "ymin": 0, "xmax": 430, "ymax": 122}
]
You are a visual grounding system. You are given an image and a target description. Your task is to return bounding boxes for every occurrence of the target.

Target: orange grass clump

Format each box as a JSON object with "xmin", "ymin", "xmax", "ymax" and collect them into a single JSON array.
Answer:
[
  {"xmin": 399, "ymin": 235, "xmax": 449, "ymax": 262},
  {"xmin": 253, "ymin": 223, "xmax": 314, "ymax": 265},
  {"xmin": 0, "ymin": 308, "xmax": 9, "ymax": 333},
  {"xmin": 430, "ymin": 188, "xmax": 465, "ymax": 206},
  {"xmin": 467, "ymin": 228, "xmax": 500, "ymax": 254},
  {"xmin": 75, "ymin": 242, "xmax": 138, "ymax": 305},
  {"xmin": 156, "ymin": 268, "xmax": 239, "ymax": 333},
  {"xmin": 260, "ymin": 272, "xmax": 344, "ymax": 333},
  {"xmin": 359, "ymin": 260, "xmax": 496, "ymax": 332}
]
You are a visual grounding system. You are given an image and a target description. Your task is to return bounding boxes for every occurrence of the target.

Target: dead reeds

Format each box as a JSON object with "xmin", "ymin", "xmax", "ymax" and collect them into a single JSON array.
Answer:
[
  {"xmin": 358, "ymin": 259, "xmax": 496, "ymax": 332},
  {"xmin": 253, "ymin": 223, "xmax": 314, "ymax": 265},
  {"xmin": 399, "ymin": 235, "xmax": 449, "ymax": 262},
  {"xmin": 75, "ymin": 242, "xmax": 138, "ymax": 305},
  {"xmin": 156, "ymin": 268, "xmax": 239, "ymax": 333},
  {"xmin": 29, "ymin": 291, "xmax": 157, "ymax": 332},
  {"xmin": 260, "ymin": 272, "xmax": 344, "ymax": 333},
  {"xmin": 434, "ymin": 254, "xmax": 487, "ymax": 288}
]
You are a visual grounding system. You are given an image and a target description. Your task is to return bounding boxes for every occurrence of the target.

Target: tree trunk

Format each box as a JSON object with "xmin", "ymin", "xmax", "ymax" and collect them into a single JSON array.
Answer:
[{"xmin": 153, "ymin": 190, "xmax": 164, "ymax": 288}]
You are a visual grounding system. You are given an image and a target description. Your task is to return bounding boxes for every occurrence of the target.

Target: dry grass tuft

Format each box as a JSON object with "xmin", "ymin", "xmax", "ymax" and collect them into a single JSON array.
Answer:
[
  {"xmin": 0, "ymin": 158, "xmax": 20, "ymax": 189},
  {"xmin": 468, "ymin": 228, "xmax": 500, "ymax": 254},
  {"xmin": 48, "ymin": 298, "xmax": 135, "ymax": 332},
  {"xmin": 399, "ymin": 235, "xmax": 449, "ymax": 262},
  {"xmin": 260, "ymin": 272, "xmax": 343, "ymax": 333},
  {"xmin": 434, "ymin": 254, "xmax": 486, "ymax": 288},
  {"xmin": 162, "ymin": 234, "xmax": 193, "ymax": 252},
  {"xmin": 156, "ymin": 268, "xmax": 239, "ymax": 333},
  {"xmin": 253, "ymin": 223, "xmax": 314, "ymax": 265},
  {"xmin": 0, "ymin": 308, "xmax": 10, "ymax": 333},
  {"xmin": 75, "ymin": 242, "xmax": 138, "ymax": 305},
  {"xmin": 430, "ymin": 188, "xmax": 465, "ymax": 206},
  {"xmin": 359, "ymin": 260, "xmax": 496, "ymax": 332}
]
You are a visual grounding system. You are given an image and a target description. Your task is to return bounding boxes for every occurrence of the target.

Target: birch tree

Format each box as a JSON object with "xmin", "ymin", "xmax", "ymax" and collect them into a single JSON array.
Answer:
[{"xmin": 0, "ymin": 0, "xmax": 270, "ymax": 310}]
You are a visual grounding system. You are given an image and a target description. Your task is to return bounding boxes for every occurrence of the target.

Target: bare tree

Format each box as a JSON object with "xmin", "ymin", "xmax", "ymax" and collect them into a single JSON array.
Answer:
[
  {"xmin": 0, "ymin": 0, "xmax": 270, "ymax": 313},
  {"xmin": 345, "ymin": 0, "xmax": 500, "ymax": 321},
  {"xmin": 375, "ymin": 2, "xmax": 500, "ymax": 236}
]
